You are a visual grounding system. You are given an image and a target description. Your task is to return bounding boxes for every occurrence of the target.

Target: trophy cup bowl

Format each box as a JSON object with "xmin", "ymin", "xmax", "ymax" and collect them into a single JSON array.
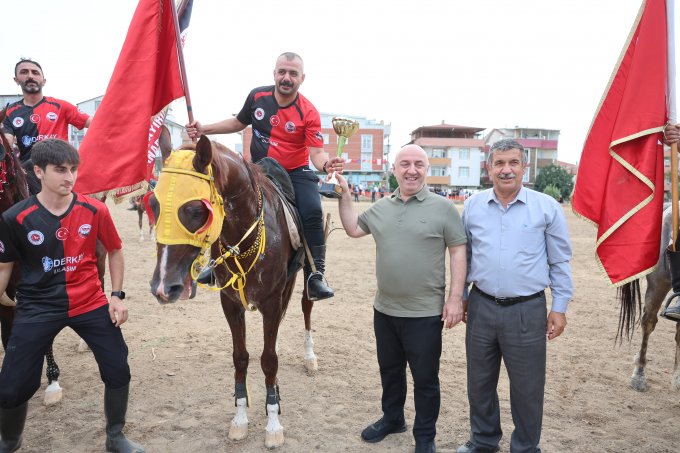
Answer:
[{"xmin": 319, "ymin": 117, "xmax": 360, "ymax": 199}]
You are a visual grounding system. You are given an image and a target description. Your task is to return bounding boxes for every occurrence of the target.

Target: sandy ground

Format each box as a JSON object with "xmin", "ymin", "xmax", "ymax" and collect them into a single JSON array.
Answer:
[{"xmin": 3, "ymin": 198, "xmax": 680, "ymax": 453}]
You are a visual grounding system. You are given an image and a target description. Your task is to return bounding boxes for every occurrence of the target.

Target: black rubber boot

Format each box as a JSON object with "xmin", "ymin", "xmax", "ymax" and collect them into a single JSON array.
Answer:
[
  {"xmin": 104, "ymin": 385, "xmax": 145, "ymax": 453},
  {"xmin": 0, "ymin": 402, "xmax": 27, "ymax": 453},
  {"xmin": 662, "ymin": 247, "xmax": 680, "ymax": 321},
  {"xmin": 305, "ymin": 245, "xmax": 334, "ymax": 301}
]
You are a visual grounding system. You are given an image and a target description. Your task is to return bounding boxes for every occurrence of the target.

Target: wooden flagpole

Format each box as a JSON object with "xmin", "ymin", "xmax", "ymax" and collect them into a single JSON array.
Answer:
[
  {"xmin": 673, "ymin": 141, "xmax": 678, "ymax": 250},
  {"xmin": 171, "ymin": 0, "xmax": 194, "ymax": 125}
]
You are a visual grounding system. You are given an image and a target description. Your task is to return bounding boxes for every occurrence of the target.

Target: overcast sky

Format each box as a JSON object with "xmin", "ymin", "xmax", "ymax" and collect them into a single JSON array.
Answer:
[{"xmin": 1, "ymin": 0, "xmax": 660, "ymax": 164}]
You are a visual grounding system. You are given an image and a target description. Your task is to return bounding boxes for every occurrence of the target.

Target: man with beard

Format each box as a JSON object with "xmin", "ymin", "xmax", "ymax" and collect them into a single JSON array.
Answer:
[
  {"xmin": 186, "ymin": 52, "xmax": 343, "ymax": 301},
  {"xmin": 2, "ymin": 59, "xmax": 91, "ymax": 163},
  {"xmin": 457, "ymin": 139, "xmax": 573, "ymax": 453},
  {"xmin": 333, "ymin": 145, "xmax": 468, "ymax": 453}
]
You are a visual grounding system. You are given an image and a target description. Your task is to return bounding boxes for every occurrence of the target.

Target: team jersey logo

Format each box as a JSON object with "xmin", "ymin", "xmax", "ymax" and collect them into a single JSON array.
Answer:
[
  {"xmin": 285, "ymin": 121, "xmax": 296, "ymax": 133},
  {"xmin": 46, "ymin": 112, "xmax": 58, "ymax": 122},
  {"xmin": 315, "ymin": 131, "xmax": 323, "ymax": 142},
  {"xmin": 30, "ymin": 114, "xmax": 40, "ymax": 123},
  {"xmin": 269, "ymin": 115, "xmax": 280, "ymax": 127},
  {"xmin": 22, "ymin": 136, "xmax": 32, "ymax": 147},
  {"xmin": 28, "ymin": 230, "xmax": 44, "ymax": 245},
  {"xmin": 12, "ymin": 117, "xmax": 24, "ymax": 128},
  {"xmin": 254, "ymin": 108, "xmax": 265, "ymax": 120},
  {"xmin": 56, "ymin": 227, "xmax": 69, "ymax": 241},
  {"xmin": 42, "ymin": 256, "xmax": 54, "ymax": 272},
  {"xmin": 0, "ymin": 240, "xmax": 4, "ymax": 253},
  {"xmin": 78, "ymin": 224, "xmax": 92, "ymax": 238}
]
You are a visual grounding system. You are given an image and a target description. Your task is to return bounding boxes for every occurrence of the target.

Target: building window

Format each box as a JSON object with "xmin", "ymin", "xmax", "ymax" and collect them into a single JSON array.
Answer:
[
  {"xmin": 431, "ymin": 148, "xmax": 446, "ymax": 158},
  {"xmin": 459, "ymin": 148, "xmax": 470, "ymax": 160},
  {"xmin": 429, "ymin": 166, "xmax": 448, "ymax": 176},
  {"xmin": 361, "ymin": 134, "xmax": 373, "ymax": 151},
  {"xmin": 361, "ymin": 151, "xmax": 372, "ymax": 171},
  {"xmin": 323, "ymin": 133, "xmax": 330, "ymax": 145},
  {"xmin": 458, "ymin": 167, "xmax": 469, "ymax": 178},
  {"xmin": 94, "ymin": 100, "xmax": 101, "ymax": 111}
]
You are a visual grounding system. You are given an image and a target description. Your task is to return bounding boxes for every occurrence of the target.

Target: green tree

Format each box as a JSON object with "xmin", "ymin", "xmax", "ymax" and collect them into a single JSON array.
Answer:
[
  {"xmin": 543, "ymin": 184, "xmax": 561, "ymax": 201},
  {"xmin": 534, "ymin": 164, "xmax": 574, "ymax": 200},
  {"xmin": 388, "ymin": 173, "xmax": 398, "ymax": 191}
]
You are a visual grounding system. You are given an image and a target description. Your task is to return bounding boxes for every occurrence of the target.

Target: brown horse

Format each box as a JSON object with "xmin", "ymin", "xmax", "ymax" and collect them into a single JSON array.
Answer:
[
  {"xmin": 148, "ymin": 136, "xmax": 320, "ymax": 448},
  {"xmin": 0, "ymin": 108, "xmax": 65, "ymax": 405}
]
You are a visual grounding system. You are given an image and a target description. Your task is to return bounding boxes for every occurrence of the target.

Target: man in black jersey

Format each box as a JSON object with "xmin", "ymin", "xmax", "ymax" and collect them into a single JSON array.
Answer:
[
  {"xmin": 187, "ymin": 52, "xmax": 343, "ymax": 301},
  {"xmin": 0, "ymin": 139, "xmax": 143, "ymax": 453}
]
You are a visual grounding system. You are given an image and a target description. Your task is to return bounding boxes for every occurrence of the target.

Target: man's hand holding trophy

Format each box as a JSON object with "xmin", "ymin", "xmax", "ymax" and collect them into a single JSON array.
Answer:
[{"xmin": 319, "ymin": 117, "xmax": 360, "ymax": 199}]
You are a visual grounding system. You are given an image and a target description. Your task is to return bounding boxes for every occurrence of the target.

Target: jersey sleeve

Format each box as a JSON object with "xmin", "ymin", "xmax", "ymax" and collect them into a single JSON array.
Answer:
[
  {"xmin": 63, "ymin": 101, "xmax": 89, "ymax": 130},
  {"xmin": 96, "ymin": 205, "xmax": 123, "ymax": 252},
  {"xmin": 236, "ymin": 89, "xmax": 256, "ymax": 126},
  {"xmin": 0, "ymin": 218, "xmax": 19, "ymax": 263},
  {"xmin": 305, "ymin": 106, "xmax": 324, "ymax": 148}
]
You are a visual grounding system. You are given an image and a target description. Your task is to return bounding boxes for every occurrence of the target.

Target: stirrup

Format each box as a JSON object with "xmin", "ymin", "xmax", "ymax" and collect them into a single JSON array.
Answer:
[
  {"xmin": 305, "ymin": 272, "xmax": 333, "ymax": 301},
  {"xmin": 660, "ymin": 292, "xmax": 680, "ymax": 322}
]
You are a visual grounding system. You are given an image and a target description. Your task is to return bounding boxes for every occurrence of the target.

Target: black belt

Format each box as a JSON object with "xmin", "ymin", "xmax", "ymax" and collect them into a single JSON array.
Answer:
[{"xmin": 472, "ymin": 285, "xmax": 544, "ymax": 307}]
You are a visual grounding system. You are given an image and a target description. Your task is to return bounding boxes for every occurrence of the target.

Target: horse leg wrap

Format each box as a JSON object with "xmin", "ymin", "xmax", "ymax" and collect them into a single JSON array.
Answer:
[
  {"xmin": 265, "ymin": 385, "xmax": 281, "ymax": 416},
  {"xmin": 234, "ymin": 381, "xmax": 249, "ymax": 407}
]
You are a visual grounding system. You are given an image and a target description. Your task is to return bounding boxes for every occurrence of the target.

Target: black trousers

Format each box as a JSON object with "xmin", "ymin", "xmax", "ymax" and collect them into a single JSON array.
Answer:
[
  {"xmin": 288, "ymin": 167, "xmax": 323, "ymax": 248},
  {"xmin": 0, "ymin": 305, "xmax": 131, "ymax": 408},
  {"xmin": 374, "ymin": 309, "xmax": 443, "ymax": 442}
]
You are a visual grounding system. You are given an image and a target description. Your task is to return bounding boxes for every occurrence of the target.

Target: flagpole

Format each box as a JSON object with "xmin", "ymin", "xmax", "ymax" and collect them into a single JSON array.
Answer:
[
  {"xmin": 171, "ymin": 0, "xmax": 194, "ymax": 125},
  {"xmin": 669, "ymin": 0, "xmax": 678, "ymax": 249}
]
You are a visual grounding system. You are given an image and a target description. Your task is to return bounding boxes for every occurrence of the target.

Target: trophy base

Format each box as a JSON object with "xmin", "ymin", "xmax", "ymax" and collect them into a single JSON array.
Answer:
[{"xmin": 319, "ymin": 182, "xmax": 343, "ymax": 199}]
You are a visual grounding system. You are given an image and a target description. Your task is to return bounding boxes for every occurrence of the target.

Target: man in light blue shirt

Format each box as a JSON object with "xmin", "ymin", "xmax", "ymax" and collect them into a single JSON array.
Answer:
[{"xmin": 456, "ymin": 139, "xmax": 573, "ymax": 453}]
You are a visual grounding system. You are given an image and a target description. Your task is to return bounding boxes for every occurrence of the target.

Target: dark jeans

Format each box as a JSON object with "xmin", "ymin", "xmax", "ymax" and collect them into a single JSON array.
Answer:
[
  {"xmin": 374, "ymin": 309, "xmax": 443, "ymax": 442},
  {"xmin": 288, "ymin": 167, "xmax": 323, "ymax": 248},
  {"xmin": 0, "ymin": 305, "xmax": 131, "ymax": 408}
]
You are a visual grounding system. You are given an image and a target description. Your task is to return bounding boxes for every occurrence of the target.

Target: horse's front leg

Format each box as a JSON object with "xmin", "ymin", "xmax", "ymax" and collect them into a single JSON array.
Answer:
[
  {"xmin": 261, "ymin": 312, "xmax": 284, "ymax": 449},
  {"xmin": 44, "ymin": 344, "xmax": 62, "ymax": 405},
  {"xmin": 673, "ymin": 323, "xmax": 680, "ymax": 390},
  {"xmin": 301, "ymin": 295, "xmax": 317, "ymax": 373},
  {"xmin": 221, "ymin": 295, "xmax": 250, "ymax": 441}
]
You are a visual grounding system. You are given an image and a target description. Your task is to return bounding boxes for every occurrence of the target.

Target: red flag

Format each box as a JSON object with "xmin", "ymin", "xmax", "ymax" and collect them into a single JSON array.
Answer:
[
  {"xmin": 75, "ymin": 0, "xmax": 185, "ymax": 198},
  {"xmin": 572, "ymin": 0, "xmax": 668, "ymax": 286}
]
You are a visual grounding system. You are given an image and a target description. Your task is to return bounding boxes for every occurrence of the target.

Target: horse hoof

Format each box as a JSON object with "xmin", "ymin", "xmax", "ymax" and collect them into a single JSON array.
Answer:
[
  {"xmin": 630, "ymin": 376, "xmax": 649, "ymax": 392},
  {"xmin": 77, "ymin": 338, "xmax": 90, "ymax": 353},
  {"xmin": 304, "ymin": 358, "xmax": 318, "ymax": 374},
  {"xmin": 228, "ymin": 423, "xmax": 248, "ymax": 441},
  {"xmin": 44, "ymin": 381, "xmax": 63, "ymax": 406},
  {"xmin": 264, "ymin": 429, "xmax": 284, "ymax": 449}
]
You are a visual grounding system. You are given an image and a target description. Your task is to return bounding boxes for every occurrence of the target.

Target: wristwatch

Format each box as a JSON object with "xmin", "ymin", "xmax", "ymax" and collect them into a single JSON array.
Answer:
[{"xmin": 110, "ymin": 291, "xmax": 126, "ymax": 300}]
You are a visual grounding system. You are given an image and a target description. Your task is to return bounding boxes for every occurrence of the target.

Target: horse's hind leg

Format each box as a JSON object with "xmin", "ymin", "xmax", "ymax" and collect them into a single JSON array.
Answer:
[
  {"xmin": 631, "ymin": 275, "xmax": 669, "ymax": 391},
  {"xmin": 221, "ymin": 295, "xmax": 250, "ymax": 442},
  {"xmin": 43, "ymin": 344, "xmax": 63, "ymax": 405},
  {"xmin": 301, "ymin": 294, "xmax": 317, "ymax": 373},
  {"xmin": 138, "ymin": 209, "xmax": 144, "ymax": 241}
]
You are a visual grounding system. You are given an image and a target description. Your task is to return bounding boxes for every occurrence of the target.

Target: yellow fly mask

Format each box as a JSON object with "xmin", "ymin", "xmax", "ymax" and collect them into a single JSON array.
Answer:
[{"xmin": 153, "ymin": 150, "xmax": 225, "ymax": 249}]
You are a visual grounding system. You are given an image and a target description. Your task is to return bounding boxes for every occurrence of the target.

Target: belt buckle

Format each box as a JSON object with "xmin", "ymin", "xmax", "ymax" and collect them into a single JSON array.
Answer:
[{"xmin": 495, "ymin": 297, "xmax": 512, "ymax": 306}]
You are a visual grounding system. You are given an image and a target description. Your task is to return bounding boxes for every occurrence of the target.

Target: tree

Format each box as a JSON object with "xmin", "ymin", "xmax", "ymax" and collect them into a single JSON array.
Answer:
[
  {"xmin": 543, "ymin": 184, "xmax": 562, "ymax": 201},
  {"xmin": 534, "ymin": 164, "xmax": 574, "ymax": 200},
  {"xmin": 388, "ymin": 173, "xmax": 398, "ymax": 191}
]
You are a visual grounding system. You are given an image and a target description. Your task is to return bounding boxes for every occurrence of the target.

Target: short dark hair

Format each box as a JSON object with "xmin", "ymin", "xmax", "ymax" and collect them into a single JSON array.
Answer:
[
  {"xmin": 487, "ymin": 139, "xmax": 527, "ymax": 167},
  {"xmin": 278, "ymin": 52, "xmax": 303, "ymax": 64},
  {"xmin": 31, "ymin": 139, "xmax": 79, "ymax": 170},
  {"xmin": 14, "ymin": 58, "xmax": 43, "ymax": 77}
]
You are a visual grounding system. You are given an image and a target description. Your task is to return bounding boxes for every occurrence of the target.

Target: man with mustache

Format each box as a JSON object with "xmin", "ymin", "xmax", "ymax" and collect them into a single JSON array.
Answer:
[
  {"xmin": 2, "ymin": 59, "xmax": 91, "ymax": 163},
  {"xmin": 186, "ymin": 52, "xmax": 343, "ymax": 301},
  {"xmin": 456, "ymin": 139, "xmax": 573, "ymax": 453}
]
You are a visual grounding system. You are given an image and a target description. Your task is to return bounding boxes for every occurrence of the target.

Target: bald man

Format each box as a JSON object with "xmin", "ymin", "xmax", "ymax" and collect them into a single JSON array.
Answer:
[{"xmin": 335, "ymin": 145, "xmax": 467, "ymax": 453}]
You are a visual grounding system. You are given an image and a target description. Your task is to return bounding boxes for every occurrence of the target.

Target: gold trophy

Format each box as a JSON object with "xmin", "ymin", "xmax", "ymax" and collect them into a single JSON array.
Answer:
[{"xmin": 319, "ymin": 117, "xmax": 360, "ymax": 198}]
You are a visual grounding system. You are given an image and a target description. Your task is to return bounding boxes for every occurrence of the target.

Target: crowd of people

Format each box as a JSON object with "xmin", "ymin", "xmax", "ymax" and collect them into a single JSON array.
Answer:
[{"xmin": 7, "ymin": 51, "xmax": 680, "ymax": 453}]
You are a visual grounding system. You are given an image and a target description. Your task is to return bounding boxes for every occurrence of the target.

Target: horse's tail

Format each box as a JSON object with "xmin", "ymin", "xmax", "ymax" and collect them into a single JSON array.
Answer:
[{"xmin": 616, "ymin": 279, "xmax": 641, "ymax": 344}]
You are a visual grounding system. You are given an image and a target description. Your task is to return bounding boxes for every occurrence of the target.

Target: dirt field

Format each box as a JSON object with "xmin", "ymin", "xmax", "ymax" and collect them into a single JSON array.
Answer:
[{"xmin": 5, "ymin": 199, "xmax": 680, "ymax": 453}]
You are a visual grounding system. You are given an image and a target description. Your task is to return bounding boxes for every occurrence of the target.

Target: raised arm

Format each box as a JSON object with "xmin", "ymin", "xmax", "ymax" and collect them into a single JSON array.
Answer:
[{"xmin": 335, "ymin": 173, "xmax": 368, "ymax": 238}]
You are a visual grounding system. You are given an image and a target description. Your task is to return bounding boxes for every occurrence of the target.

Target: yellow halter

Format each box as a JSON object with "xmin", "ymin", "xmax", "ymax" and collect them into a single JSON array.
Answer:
[{"xmin": 154, "ymin": 150, "xmax": 225, "ymax": 249}]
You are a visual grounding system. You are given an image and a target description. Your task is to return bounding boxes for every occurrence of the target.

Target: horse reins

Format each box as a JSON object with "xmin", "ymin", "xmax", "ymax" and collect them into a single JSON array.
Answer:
[{"xmin": 192, "ymin": 181, "xmax": 267, "ymax": 312}]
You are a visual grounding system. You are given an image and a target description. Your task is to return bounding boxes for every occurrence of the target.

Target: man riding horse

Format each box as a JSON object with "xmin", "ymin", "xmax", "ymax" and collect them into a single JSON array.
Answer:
[{"xmin": 186, "ymin": 52, "xmax": 343, "ymax": 301}]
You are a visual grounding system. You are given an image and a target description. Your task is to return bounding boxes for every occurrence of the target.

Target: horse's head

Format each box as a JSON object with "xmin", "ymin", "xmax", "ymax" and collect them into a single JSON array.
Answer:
[{"xmin": 148, "ymin": 135, "xmax": 226, "ymax": 304}]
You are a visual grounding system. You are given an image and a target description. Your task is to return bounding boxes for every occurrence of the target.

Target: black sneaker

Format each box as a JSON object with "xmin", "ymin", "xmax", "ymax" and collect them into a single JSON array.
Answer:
[
  {"xmin": 415, "ymin": 440, "xmax": 436, "ymax": 453},
  {"xmin": 360, "ymin": 417, "xmax": 407, "ymax": 443}
]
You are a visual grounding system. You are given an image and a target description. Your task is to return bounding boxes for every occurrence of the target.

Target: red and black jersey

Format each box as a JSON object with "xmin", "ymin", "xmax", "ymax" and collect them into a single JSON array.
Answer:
[
  {"xmin": 0, "ymin": 193, "xmax": 122, "ymax": 323},
  {"xmin": 1, "ymin": 96, "xmax": 89, "ymax": 162},
  {"xmin": 237, "ymin": 86, "xmax": 324, "ymax": 171}
]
